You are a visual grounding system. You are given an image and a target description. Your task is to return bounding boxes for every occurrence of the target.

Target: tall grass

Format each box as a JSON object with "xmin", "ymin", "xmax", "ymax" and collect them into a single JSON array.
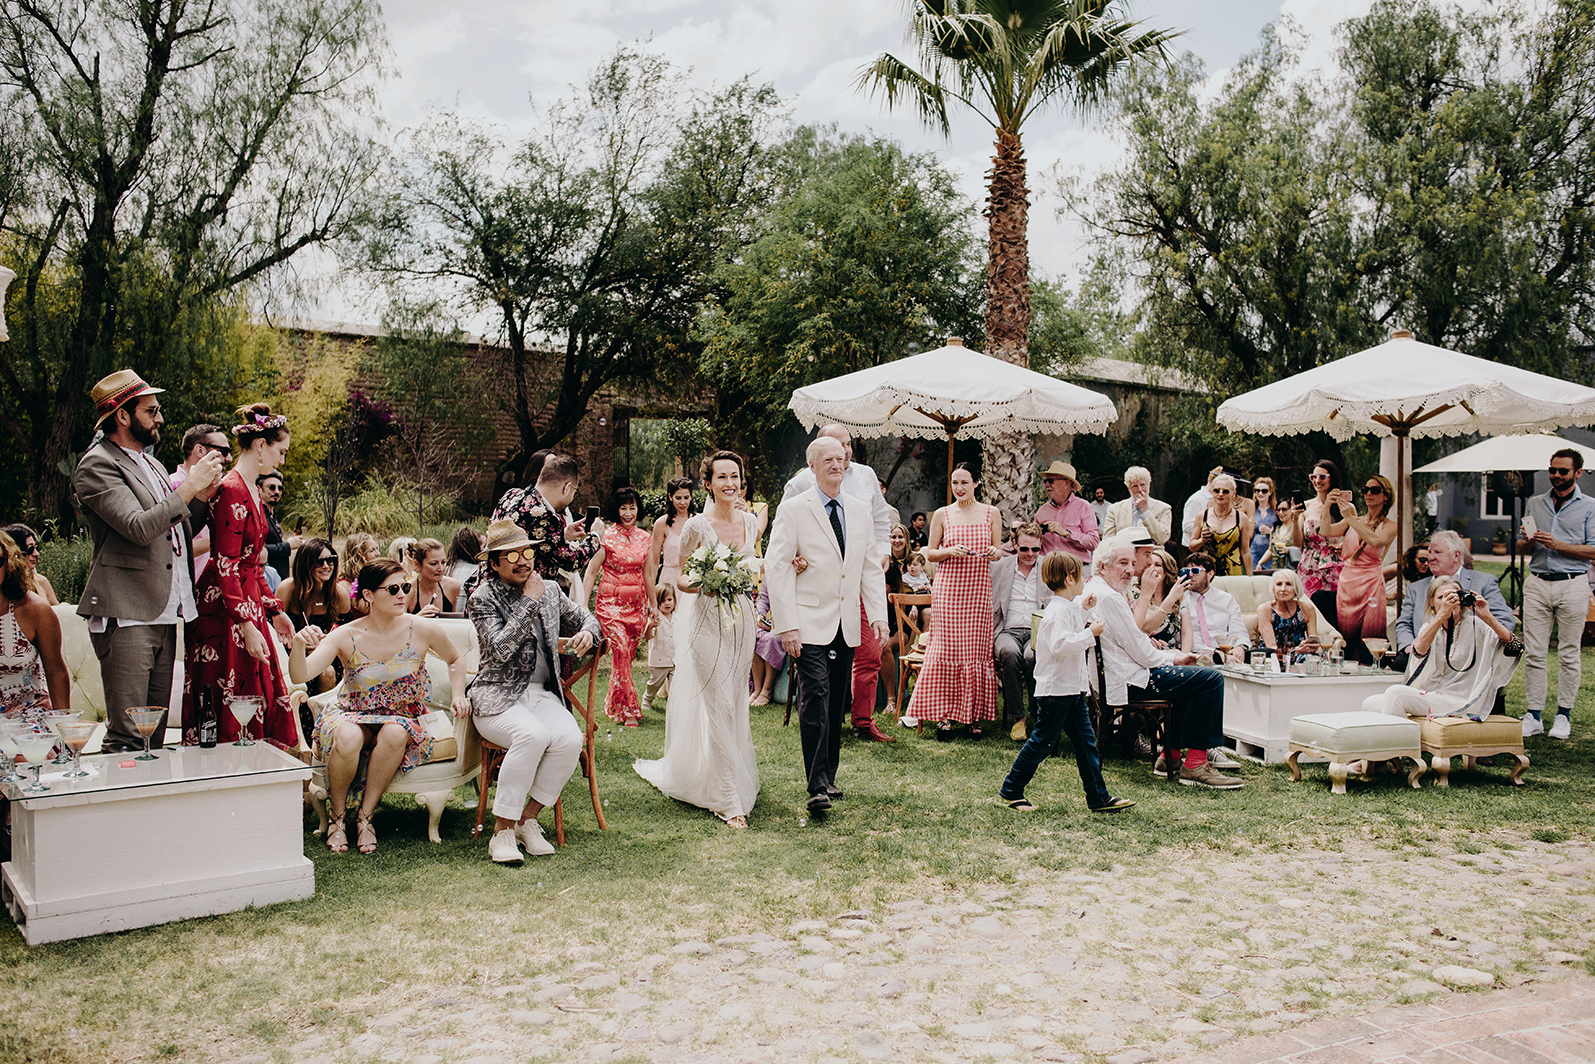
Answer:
[{"xmin": 282, "ymin": 476, "xmax": 463, "ymax": 538}]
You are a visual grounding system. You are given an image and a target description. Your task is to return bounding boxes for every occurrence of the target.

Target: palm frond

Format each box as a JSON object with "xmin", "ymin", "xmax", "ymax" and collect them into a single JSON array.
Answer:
[
  {"xmin": 1024, "ymin": 16, "xmax": 1180, "ymax": 118},
  {"xmin": 855, "ymin": 52, "xmax": 974, "ymax": 135}
]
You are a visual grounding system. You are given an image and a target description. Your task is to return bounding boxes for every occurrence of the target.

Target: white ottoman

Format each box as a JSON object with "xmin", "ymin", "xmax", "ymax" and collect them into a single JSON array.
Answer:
[{"xmin": 1286, "ymin": 711, "xmax": 1425, "ymax": 795}]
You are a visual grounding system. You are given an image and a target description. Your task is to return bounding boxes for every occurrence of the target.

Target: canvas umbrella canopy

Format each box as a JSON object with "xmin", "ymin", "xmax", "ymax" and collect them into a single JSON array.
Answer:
[
  {"xmin": 1217, "ymin": 330, "xmax": 1595, "ymax": 599},
  {"xmin": 788, "ymin": 339, "xmax": 1118, "ymax": 501}
]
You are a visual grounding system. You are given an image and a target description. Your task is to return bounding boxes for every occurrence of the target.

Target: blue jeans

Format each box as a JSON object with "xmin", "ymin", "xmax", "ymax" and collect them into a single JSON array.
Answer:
[
  {"xmin": 1139, "ymin": 665, "xmax": 1225, "ymax": 751},
  {"xmin": 1000, "ymin": 693, "xmax": 1112, "ymax": 809}
]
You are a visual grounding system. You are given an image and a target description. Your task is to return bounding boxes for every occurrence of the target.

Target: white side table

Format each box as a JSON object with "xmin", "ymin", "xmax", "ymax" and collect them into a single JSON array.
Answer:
[
  {"xmin": 3, "ymin": 743, "xmax": 313, "ymax": 945},
  {"xmin": 1219, "ymin": 665, "xmax": 1398, "ymax": 763}
]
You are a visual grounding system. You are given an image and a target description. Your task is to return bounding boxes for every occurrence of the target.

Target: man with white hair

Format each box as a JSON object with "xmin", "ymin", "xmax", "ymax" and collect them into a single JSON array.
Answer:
[
  {"xmin": 1396, "ymin": 530, "xmax": 1517, "ymax": 713},
  {"xmin": 1086, "ymin": 539, "xmax": 1242, "ymax": 789},
  {"xmin": 1101, "ymin": 467, "xmax": 1173, "ymax": 547},
  {"xmin": 781, "ymin": 424, "xmax": 896, "ymax": 742}
]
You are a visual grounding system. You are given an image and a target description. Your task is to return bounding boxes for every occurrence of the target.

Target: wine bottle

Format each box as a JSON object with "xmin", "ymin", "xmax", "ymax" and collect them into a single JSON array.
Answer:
[{"xmin": 198, "ymin": 684, "xmax": 218, "ymax": 748}]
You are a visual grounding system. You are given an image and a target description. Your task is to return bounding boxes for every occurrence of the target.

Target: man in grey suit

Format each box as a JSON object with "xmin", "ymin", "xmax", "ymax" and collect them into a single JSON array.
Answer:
[
  {"xmin": 75, "ymin": 370, "xmax": 223, "ymax": 752},
  {"xmin": 991, "ymin": 522, "xmax": 1045, "ymax": 739},
  {"xmin": 1395, "ymin": 530, "xmax": 1517, "ymax": 710}
]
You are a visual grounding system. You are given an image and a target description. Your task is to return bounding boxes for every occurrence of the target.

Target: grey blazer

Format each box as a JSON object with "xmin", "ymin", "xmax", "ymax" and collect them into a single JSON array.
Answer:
[
  {"xmin": 74, "ymin": 438, "xmax": 208, "ymax": 621},
  {"xmin": 466, "ymin": 575, "xmax": 602, "ymax": 718},
  {"xmin": 991, "ymin": 554, "xmax": 1041, "ymax": 633}
]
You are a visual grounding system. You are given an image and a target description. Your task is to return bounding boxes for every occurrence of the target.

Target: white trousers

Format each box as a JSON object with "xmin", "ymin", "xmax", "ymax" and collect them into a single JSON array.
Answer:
[
  {"xmin": 1523, "ymin": 573, "xmax": 1588, "ymax": 716},
  {"xmin": 1362, "ymin": 687, "xmax": 1428, "ymax": 718},
  {"xmin": 472, "ymin": 686, "xmax": 584, "ymax": 819}
]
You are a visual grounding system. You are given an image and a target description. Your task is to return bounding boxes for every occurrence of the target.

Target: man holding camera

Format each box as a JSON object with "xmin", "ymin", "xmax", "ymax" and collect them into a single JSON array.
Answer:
[{"xmin": 1519, "ymin": 448, "xmax": 1595, "ymax": 739}]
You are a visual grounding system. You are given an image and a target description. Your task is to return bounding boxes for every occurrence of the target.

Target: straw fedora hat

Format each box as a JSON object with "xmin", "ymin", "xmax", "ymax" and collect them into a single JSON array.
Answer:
[
  {"xmin": 476, "ymin": 518, "xmax": 542, "ymax": 561},
  {"xmin": 1039, "ymin": 460, "xmax": 1080, "ymax": 488},
  {"xmin": 90, "ymin": 369, "xmax": 164, "ymax": 428}
]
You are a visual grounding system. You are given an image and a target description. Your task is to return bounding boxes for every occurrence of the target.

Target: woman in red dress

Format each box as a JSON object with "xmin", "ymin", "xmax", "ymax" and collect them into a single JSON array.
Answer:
[
  {"xmin": 183, "ymin": 403, "xmax": 297, "ymax": 747},
  {"xmin": 583, "ymin": 487, "xmax": 652, "ymax": 725},
  {"xmin": 906, "ymin": 463, "xmax": 1003, "ymax": 739}
]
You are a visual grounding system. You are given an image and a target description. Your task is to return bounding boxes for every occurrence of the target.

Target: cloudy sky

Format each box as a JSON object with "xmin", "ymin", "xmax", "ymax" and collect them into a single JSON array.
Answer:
[{"xmin": 334, "ymin": 0, "xmax": 1395, "ymax": 320}]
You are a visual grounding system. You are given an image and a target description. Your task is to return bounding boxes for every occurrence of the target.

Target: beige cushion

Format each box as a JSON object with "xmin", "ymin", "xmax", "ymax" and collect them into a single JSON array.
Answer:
[
  {"xmin": 1213, "ymin": 575, "xmax": 1346, "ymax": 646},
  {"xmin": 1419, "ymin": 714, "xmax": 1523, "ymax": 751},
  {"xmin": 54, "ymin": 604, "xmax": 105, "ymax": 721},
  {"xmin": 1289, "ymin": 710, "xmax": 1420, "ymax": 754}
]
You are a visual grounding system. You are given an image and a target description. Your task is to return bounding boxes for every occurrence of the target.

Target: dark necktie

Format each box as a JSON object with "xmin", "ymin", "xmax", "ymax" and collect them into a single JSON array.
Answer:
[{"xmin": 827, "ymin": 499, "xmax": 846, "ymax": 558}]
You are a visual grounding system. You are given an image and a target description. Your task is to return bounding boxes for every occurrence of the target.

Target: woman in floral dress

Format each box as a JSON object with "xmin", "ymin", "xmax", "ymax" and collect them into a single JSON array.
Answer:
[
  {"xmin": 1288, "ymin": 459, "xmax": 1350, "ymax": 632},
  {"xmin": 182, "ymin": 404, "xmax": 297, "ymax": 747},
  {"xmin": 290, "ymin": 558, "xmax": 470, "ymax": 854},
  {"xmin": 906, "ymin": 463, "xmax": 1003, "ymax": 738},
  {"xmin": 582, "ymin": 487, "xmax": 653, "ymax": 725},
  {"xmin": 0, "ymin": 531, "xmax": 67, "ymax": 723}
]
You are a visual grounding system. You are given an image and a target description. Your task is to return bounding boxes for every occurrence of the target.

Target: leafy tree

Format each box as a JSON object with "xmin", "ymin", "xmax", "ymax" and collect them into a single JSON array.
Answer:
[
  {"xmin": 369, "ymin": 47, "xmax": 783, "ymax": 495},
  {"xmin": 698, "ymin": 128, "xmax": 984, "ymax": 481},
  {"xmin": 0, "ymin": 0, "xmax": 387, "ymax": 522},
  {"xmin": 858, "ymin": 0, "xmax": 1176, "ymax": 519}
]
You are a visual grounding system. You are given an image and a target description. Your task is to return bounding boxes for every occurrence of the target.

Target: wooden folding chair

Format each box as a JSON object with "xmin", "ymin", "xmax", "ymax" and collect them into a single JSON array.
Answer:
[
  {"xmin": 890, "ymin": 592, "xmax": 932, "ymax": 722},
  {"xmin": 473, "ymin": 643, "xmax": 610, "ymax": 845},
  {"xmin": 1091, "ymin": 636, "xmax": 1180, "ymax": 783}
]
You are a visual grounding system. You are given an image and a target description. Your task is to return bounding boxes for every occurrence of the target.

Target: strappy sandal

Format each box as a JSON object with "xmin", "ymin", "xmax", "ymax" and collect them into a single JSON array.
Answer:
[
  {"xmin": 326, "ymin": 816, "xmax": 348, "ymax": 853},
  {"xmin": 1003, "ymin": 797, "xmax": 1038, "ymax": 812},
  {"xmin": 724, "ymin": 815, "xmax": 748, "ymax": 829},
  {"xmin": 355, "ymin": 813, "xmax": 377, "ymax": 854}
]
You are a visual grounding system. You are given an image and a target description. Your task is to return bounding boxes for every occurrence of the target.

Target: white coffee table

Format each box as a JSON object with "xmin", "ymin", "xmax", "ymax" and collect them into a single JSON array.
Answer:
[
  {"xmin": 1219, "ymin": 665, "xmax": 1398, "ymax": 763},
  {"xmin": 2, "ymin": 743, "xmax": 313, "ymax": 945}
]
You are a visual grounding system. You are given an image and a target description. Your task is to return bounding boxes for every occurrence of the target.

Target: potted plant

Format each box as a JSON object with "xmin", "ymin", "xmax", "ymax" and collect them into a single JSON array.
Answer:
[{"xmin": 1492, "ymin": 527, "xmax": 1510, "ymax": 555}]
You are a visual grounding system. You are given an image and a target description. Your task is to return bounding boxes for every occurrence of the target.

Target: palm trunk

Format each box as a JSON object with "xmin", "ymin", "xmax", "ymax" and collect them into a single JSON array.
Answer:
[{"xmin": 981, "ymin": 127, "xmax": 1034, "ymax": 528}]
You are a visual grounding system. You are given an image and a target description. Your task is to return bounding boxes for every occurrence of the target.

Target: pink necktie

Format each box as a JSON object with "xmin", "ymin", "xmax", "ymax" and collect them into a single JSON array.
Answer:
[{"xmin": 1196, "ymin": 594, "xmax": 1213, "ymax": 648}]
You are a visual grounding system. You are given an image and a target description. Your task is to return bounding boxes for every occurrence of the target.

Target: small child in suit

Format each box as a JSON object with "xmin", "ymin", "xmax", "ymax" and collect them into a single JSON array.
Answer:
[{"xmin": 644, "ymin": 583, "xmax": 676, "ymax": 706}]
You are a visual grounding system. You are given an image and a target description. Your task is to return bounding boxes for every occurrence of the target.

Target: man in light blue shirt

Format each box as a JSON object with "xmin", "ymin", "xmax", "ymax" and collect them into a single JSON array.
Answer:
[{"xmin": 1519, "ymin": 448, "xmax": 1595, "ymax": 739}]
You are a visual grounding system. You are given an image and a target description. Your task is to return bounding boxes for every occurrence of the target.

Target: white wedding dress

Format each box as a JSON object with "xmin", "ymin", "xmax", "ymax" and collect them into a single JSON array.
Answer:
[{"xmin": 634, "ymin": 511, "xmax": 761, "ymax": 821}]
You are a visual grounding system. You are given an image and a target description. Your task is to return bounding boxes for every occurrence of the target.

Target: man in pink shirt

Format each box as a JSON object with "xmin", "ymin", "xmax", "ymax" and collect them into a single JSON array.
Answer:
[{"xmin": 1033, "ymin": 461, "xmax": 1100, "ymax": 565}]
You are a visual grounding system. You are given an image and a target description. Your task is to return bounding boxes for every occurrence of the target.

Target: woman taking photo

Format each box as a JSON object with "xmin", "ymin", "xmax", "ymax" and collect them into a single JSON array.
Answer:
[
  {"xmin": 1134, "ymin": 549, "xmax": 1192, "ymax": 649},
  {"xmin": 2, "ymin": 525, "xmax": 57, "ymax": 606},
  {"xmin": 582, "ymin": 487, "xmax": 653, "ymax": 726},
  {"xmin": 1288, "ymin": 459, "xmax": 1349, "ymax": 627},
  {"xmin": 406, "ymin": 538, "xmax": 462, "ymax": 617},
  {"xmin": 635, "ymin": 451, "xmax": 761, "ymax": 828},
  {"xmin": 1336, "ymin": 474, "xmax": 1397, "ymax": 664},
  {"xmin": 1189, "ymin": 474, "xmax": 1252, "ymax": 576},
  {"xmin": 1363, "ymin": 575, "xmax": 1517, "ymax": 720},
  {"xmin": 1256, "ymin": 569, "xmax": 1321, "ymax": 660},
  {"xmin": 290, "ymin": 559, "xmax": 470, "ymax": 854},
  {"xmin": 466, "ymin": 520, "xmax": 599, "ymax": 863},
  {"xmin": 1247, "ymin": 479, "xmax": 1281, "ymax": 572},
  {"xmin": 906, "ymin": 463, "xmax": 1002, "ymax": 739},
  {"xmin": 0, "ymin": 531, "xmax": 69, "ymax": 721},
  {"xmin": 648, "ymin": 476, "xmax": 696, "ymax": 606},
  {"xmin": 183, "ymin": 403, "xmax": 297, "ymax": 748}
]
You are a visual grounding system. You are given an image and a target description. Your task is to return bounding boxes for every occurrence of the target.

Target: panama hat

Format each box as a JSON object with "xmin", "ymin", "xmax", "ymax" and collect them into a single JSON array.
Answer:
[
  {"xmin": 476, "ymin": 518, "xmax": 542, "ymax": 561},
  {"xmin": 90, "ymin": 369, "xmax": 164, "ymax": 428},
  {"xmin": 1039, "ymin": 460, "xmax": 1080, "ymax": 489}
]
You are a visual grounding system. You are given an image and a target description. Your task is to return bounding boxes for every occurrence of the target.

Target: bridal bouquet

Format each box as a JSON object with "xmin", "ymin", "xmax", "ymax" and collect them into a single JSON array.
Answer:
[{"xmin": 684, "ymin": 541, "xmax": 763, "ymax": 629}]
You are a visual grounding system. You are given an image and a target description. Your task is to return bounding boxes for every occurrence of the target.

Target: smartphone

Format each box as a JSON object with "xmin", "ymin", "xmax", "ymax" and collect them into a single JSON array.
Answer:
[
  {"xmin": 584, "ymin": 505, "xmax": 600, "ymax": 530},
  {"xmin": 1290, "ymin": 490, "xmax": 1304, "ymax": 508},
  {"xmin": 1180, "ymin": 567, "xmax": 1195, "ymax": 580}
]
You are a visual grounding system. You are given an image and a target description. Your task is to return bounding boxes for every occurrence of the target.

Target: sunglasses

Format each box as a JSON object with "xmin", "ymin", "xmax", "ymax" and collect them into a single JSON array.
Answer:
[
  {"xmin": 377, "ymin": 581, "xmax": 413, "ymax": 597},
  {"xmin": 1253, "ymin": 486, "xmax": 1270, "ymax": 493},
  {"xmin": 315, "ymin": 554, "xmax": 338, "ymax": 566},
  {"xmin": 1363, "ymin": 485, "xmax": 1385, "ymax": 495},
  {"xmin": 500, "ymin": 549, "xmax": 532, "ymax": 564},
  {"xmin": 1016, "ymin": 546, "xmax": 1043, "ymax": 554},
  {"xmin": 1549, "ymin": 466, "xmax": 1579, "ymax": 475},
  {"xmin": 20, "ymin": 542, "xmax": 38, "ymax": 556},
  {"xmin": 1211, "ymin": 488, "xmax": 1232, "ymax": 495}
]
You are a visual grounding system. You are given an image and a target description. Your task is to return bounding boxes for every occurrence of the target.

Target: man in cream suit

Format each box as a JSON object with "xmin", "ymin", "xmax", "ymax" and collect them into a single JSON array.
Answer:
[
  {"xmin": 767, "ymin": 436, "xmax": 888, "ymax": 813},
  {"xmin": 1101, "ymin": 465, "xmax": 1174, "ymax": 548}
]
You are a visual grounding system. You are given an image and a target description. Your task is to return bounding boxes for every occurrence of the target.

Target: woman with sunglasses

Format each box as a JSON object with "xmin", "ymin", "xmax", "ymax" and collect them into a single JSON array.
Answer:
[
  {"xmin": 1287, "ymin": 459, "xmax": 1350, "ymax": 630},
  {"xmin": 1, "ymin": 525, "xmax": 58, "ymax": 606},
  {"xmin": 1335, "ymin": 474, "xmax": 1398, "ymax": 665},
  {"xmin": 1188, "ymin": 473, "xmax": 1252, "ymax": 576},
  {"xmin": 0, "ymin": 530, "xmax": 69, "ymax": 722},
  {"xmin": 290, "ymin": 559, "xmax": 470, "ymax": 854},
  {"xmin": 276, "ymin": 537, "xmax": 353, "ymax": 694},
  {"xmin": 1246, "ymin": 480, "xmax": 1281, "ymax": 572}
]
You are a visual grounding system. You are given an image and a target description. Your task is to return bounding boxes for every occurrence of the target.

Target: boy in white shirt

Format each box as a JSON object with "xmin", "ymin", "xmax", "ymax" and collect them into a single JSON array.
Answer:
[
  {"xmin": 644, "ymin": 583, "xmax": 676, "ymax": 705},
  {"xmin": 999, "ymin": 552, "xmax": 1135, "ymax": 813}
]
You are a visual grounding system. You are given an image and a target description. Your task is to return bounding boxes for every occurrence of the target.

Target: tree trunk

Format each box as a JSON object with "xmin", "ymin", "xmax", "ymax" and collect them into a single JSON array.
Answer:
[{"xmin": 980, "ymin": 127, "xmax": 1033, "ymax": 529}]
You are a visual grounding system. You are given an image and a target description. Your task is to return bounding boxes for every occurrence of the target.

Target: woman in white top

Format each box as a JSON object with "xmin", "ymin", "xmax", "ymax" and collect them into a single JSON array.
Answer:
[{"xmin": 1363, "ymin": 575, "xmax": 1517, "ymax": 721}]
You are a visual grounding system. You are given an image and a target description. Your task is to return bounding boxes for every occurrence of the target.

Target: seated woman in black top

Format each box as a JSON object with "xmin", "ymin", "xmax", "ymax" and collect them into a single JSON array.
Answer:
[
  {"xmin": 406, "ymin": 537, "xmax": 463, "ymax": 616},
  {"xmin": 276, "ymin": 537, "xmax": 353, "ymax": 693}
]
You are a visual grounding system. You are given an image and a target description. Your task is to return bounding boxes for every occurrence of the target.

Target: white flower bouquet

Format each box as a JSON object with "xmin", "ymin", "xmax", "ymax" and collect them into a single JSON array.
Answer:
[{"xmin": 683, "ymin": 540, "xmax": 762, "ymax": 628}]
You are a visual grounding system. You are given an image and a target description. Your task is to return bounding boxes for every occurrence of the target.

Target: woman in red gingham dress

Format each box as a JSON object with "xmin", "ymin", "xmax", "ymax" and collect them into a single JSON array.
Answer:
[{"xmin": 908, "ymin": 463, "xmax": 1003, "ymax": 738}]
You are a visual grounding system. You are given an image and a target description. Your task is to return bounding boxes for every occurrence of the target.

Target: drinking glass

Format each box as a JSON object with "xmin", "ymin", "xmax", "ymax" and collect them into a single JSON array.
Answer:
[
  {"xmin": 14, "ymin": 727, "xmax": 57, "ymax": 793},
  {"xmin": 43, "ymin": 712, "xmax": 75, "ymax": 764},
  {"xmin": 129, "ymin": 707, "xmax": 164, "ymax": 761},
  {"xmin": 229, "ymin": 695, "xmax": 263, "ymax": 746},
  {"xmin": 1364, "ymin": 637, "xmax": 1390, "ymax": 671},
  {"xmin": 1216, "ymin": 638, "xmax": 1234, "ymax": 665},
  {"xmin": 0, "ymin": 723, "xmax": 24, "ymax": 784},
  {"xmin": 50, "ymin": 718, "xmax": 97, "ymax": 779}
]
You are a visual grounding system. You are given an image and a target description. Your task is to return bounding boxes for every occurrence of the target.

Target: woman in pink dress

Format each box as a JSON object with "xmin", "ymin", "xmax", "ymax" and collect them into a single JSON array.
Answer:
[
  {"xmin": 583, "ymin": 487, "xmax": 653, "ymax": 725},
  {"xmin": 1336, "ymin": 474, "xmax": 1397, "ymax": 664},
  {"xmin": 907, "ymin": 463, "xmax": 1003, "ymax": 739},
  {"xmin": 183, "ymin": 403, "xmax": 298, "ymax": 748},
  {"xmin": 649, "ymin": 476, "xmax": 695, "ymax": 602}
]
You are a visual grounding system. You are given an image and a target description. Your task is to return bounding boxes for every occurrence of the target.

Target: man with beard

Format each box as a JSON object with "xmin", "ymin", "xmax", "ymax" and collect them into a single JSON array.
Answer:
[{"xmin": 75, "ymin": 370, "xmax": 223, "ymax": 752}]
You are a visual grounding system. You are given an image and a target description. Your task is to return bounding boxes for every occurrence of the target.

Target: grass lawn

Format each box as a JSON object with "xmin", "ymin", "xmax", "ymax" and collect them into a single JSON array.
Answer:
[{"xmin": 5, "ymin": 649, "xmax": 1595, "ymax": 1062}]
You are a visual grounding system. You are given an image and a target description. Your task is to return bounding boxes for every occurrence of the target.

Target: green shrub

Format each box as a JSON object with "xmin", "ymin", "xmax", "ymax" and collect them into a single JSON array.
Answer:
[
  {"xmin": 636, "ymin": 487, "xmax": 706, "ymax": 524},
  {"xmin": 281, "ymin": 476, "xmax": 462, "ymax": 537},
  {"xmin": 37, "ymin": 533, "xmax": 94, "ymax": 605}
]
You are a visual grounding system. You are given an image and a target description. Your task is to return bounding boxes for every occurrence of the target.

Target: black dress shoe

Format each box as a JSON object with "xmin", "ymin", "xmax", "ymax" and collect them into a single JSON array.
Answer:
[
  {"xmin": 807, "ymin": 792, "xmax": 832, "ymax": 813},
  {"xmin": 826, "ymin": 786, "xmax": 844, "ymax": 800}
]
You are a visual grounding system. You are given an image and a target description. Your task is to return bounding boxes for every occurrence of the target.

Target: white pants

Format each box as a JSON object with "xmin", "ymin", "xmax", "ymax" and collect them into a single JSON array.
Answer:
[
  {"xmin": 472, "ymin": 686, "xmax": 584, "ymax": 820},
  {"xmin": 1523, "ymin": 573, "xmax": 1588, "ymax": 716},
  {"xmin": 1362, "ymin": 687, "xmax": 1428, "ymax": 718}
]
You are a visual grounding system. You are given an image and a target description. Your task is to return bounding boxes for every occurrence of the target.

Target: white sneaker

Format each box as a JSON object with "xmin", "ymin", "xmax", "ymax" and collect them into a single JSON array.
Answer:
[
  {"xmin": 1550, "ymin": 715, "xmax": 1572, "ymax": 740},
  {"xmin": 516, "ymin": 818, "xmax": 556, "ymax": 856},
  {"xmin": 488, "ymin": 827, "xmax": 524, "ymax": 864},
  {"xmin": 1523, "ymin": 714, "xmax": 1546, "ymax": 738},
  {"xmin": 899, "ymin": 714, "xmax": 918, "ymax": 728},
  {"xmin": 1208, "ymin": 747, "xmax": 1243, "ymax": 771}
]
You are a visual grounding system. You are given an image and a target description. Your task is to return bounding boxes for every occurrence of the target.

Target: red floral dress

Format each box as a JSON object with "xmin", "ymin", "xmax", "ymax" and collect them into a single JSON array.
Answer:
[
  {"xmin": 596, "ymin": 522, "xmax": 652, "ymax": 724},
  {"xmin": 182, "ymin": 471, "xmax": 296, "ymax": 747},
  {"xmin": 908, "ymin": 505, "xmax": 999, "ymax": 725}
]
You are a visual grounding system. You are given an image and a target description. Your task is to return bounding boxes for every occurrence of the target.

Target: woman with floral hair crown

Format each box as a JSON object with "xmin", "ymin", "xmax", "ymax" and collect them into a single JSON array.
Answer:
[{"xmin": 182, "ymin": 402, "xmax": 299, "ymax": 748}]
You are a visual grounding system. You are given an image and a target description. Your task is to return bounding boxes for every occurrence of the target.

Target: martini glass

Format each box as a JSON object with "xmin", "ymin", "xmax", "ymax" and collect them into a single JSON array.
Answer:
[
  {"xmin": 129, "ymin": 707, "xmax": 164, "ymax": 761},
  {"xmin": 43, "ymin": 712, "xmax": 75, "ymax": 764},
  {"xmin": 14, "ymin": 726, "xmax": 57, "ymax": 793},
  {"xmin": 229, "ymin": 695, "xmax": 263, "ymax": 746},
  {"xmin": 0, "ymin": 723, "xmax": 24, "ymax": 785},
  {"xmin": 1216, "ymin": 637, "xmax": 1234, "ymax": 666},
  {"xmin": 51, "ymin": 718, "xmax": 97, "ymax": 779},
  {"xmin": 1364, "ymin": 637, "xmax": 1390, "ymax": 671}
]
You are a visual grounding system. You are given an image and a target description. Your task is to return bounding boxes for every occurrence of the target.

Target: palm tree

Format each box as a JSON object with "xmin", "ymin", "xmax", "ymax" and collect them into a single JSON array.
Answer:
[{"xmin": 859, "ymin": 0, "xmax": 1177, "ymax": 519}]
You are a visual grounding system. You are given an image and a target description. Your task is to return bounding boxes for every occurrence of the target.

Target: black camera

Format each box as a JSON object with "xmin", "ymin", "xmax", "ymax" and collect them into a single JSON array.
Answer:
[{"xmin": 1457, "ymin": 589, "xmax": 1477, "ymax": 608}]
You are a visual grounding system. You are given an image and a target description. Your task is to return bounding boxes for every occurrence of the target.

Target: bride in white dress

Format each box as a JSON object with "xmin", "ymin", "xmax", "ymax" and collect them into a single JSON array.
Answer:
[{"xmin": 634, "ymin": 450, "xmax": 761, "ymax": 828}]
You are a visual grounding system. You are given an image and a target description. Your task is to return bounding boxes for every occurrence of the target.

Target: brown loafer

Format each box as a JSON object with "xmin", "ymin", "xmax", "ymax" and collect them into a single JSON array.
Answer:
[{"xmin": 854, "ymin": 722, "xmax": 896, "ymax": 743}]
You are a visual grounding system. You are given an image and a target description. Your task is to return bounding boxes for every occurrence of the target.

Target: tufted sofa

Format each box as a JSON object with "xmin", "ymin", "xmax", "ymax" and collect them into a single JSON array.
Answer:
[{"xmin": 1212, "ymin": 575, "xmax": 1348, "ymax": 648}]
